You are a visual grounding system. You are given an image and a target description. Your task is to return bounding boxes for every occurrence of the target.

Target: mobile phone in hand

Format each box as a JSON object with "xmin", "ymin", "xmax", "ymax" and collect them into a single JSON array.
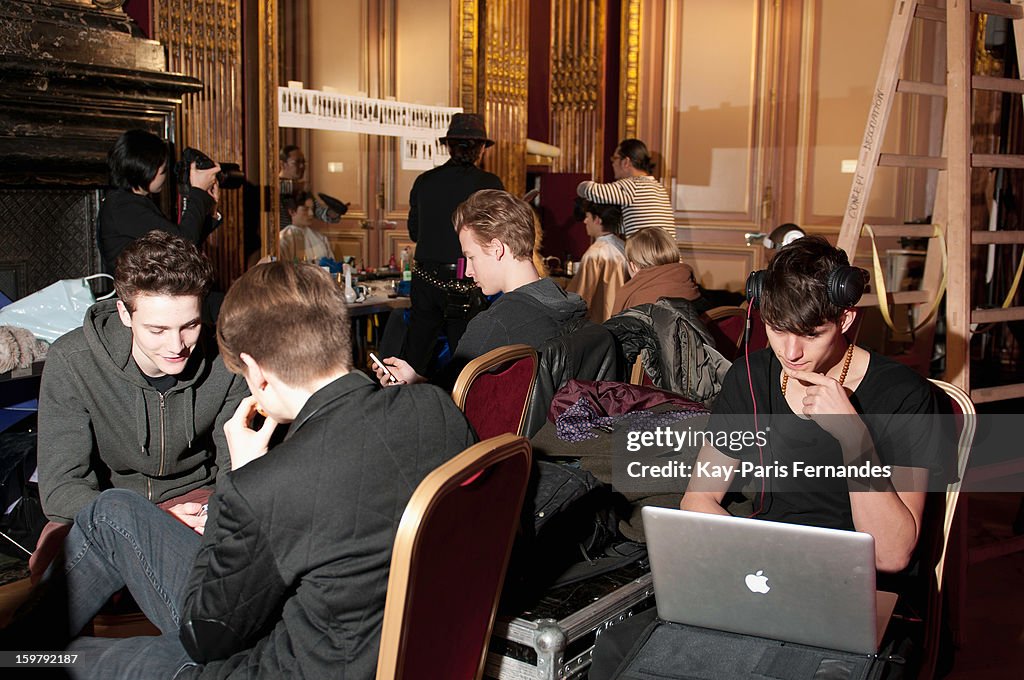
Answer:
[{"xmin": 369, "ymin": 352, "xmax": 399, "ymax": 384}]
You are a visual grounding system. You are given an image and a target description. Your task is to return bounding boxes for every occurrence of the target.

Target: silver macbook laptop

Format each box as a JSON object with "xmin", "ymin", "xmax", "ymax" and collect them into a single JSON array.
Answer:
[{"xmin": 642, "ymin": 506, "xmax": 897, "ymax": 655}]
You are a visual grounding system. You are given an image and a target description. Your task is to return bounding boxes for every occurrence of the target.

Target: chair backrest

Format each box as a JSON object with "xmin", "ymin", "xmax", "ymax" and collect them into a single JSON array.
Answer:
[
  {"xmin": 451, "ymin": 344, "xmax": 539, "ymax": 439},
  {"xmin": 628, "ymin": 353, "xmax": 655, "ymax": 386},
  {"xmin": 916, "ymin": 379, "xmax": 976, "ymax": 679},
  {"xmin": 703, "ymin": 305, "xmax": 746, "ymax": 360},
  {"xmin": 375, "ymin": 434, "xmax": 532, "ymax": 680},
  {"xmin": 703, "ymin": 305, "xmax": 768, "ymax": 360},
  {"xmin": 927, "ymin": 379, "xmax": 976, "ymax": 583}
]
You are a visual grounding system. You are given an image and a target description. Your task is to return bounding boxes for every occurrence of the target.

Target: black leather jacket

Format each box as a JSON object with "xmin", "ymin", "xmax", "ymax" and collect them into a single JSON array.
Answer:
[{"xmin": 523, "ymin": 319, "xmax": 622, "ymax": 437}]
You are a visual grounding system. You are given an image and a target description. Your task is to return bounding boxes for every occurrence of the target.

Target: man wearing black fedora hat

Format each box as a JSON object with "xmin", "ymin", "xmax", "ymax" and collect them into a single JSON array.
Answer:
[{"xmin": 403, "ymin": 112, "xmax": 504, "ymax": 376}]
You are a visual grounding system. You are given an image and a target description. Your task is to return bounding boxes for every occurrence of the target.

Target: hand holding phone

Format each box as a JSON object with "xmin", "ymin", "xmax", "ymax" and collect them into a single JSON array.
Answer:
[{"xmin": 370, "ymin": 352, "xmax": 399, "ymax": 384}]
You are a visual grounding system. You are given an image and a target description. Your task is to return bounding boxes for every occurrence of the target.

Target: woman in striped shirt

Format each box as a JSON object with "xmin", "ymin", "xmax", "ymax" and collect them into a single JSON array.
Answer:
[{"xmin": 577, "ymin": 138, "xmax": 676, "ymax": 238}]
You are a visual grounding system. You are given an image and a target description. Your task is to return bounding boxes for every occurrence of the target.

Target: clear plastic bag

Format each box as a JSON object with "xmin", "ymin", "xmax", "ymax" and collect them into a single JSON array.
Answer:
[{"xmin": 0, "ymin": 274, "xmax": 115, "ymax": 343}]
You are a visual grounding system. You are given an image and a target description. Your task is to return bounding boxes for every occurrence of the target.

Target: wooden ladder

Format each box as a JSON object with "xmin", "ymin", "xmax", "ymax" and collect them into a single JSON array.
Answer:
[{"xmin": 837, "ymin": 0, "xmax": 1024, "ymax": 404}]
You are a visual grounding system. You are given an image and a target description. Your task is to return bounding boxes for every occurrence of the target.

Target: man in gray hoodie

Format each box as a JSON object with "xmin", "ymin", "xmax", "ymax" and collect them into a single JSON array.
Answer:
[{"xmin": 37, "ymin": 231, "xmax": 249, "ymax": 533}]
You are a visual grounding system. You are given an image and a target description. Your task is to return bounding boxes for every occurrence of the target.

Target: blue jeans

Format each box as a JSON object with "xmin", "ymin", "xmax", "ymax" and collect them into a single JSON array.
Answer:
[{"xmin": 54, "ymin": 489, "xmax": 203, "ymax": 679}]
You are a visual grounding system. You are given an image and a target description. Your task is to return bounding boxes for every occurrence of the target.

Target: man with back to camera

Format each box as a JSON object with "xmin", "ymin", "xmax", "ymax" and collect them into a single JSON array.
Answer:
[
  {"xmin": 403, "ymin": 113, "xmax": 505, "ymax": 375},
  {"xmin": 37, "ymin": 231, "xmax": 249, "ymax": 536},
  {"xmin": 566, "ymin": 200, "xmax": 627, "ymax": 323},
  {"xmin": 576, "ymin": 138, "xmax": 675, "ymax": 238},
  {"xmin": 98, "ymin": 129, "xmax": 222, "ymax": 273},
  {"xmin": 587, "ymin": 237, "xmax": 950, "ymax": 679},
  {"xmin": 375, "ymin": 189, "xmax": 587, "ymax": 389},
  {"xmin": 5, "ymin": 261, "xmax": 476, "ymax": 679}
]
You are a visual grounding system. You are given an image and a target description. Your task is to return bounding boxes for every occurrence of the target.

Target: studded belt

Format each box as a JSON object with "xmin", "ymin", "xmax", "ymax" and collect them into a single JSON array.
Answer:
[{"xmin": 413, "ymin": 264, "xmax": 476, "ymax": 292}]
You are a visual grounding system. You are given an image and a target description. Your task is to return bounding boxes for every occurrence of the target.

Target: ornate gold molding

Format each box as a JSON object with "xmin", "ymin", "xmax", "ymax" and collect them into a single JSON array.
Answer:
[
  {"xmin": 975, "ymin": 15, "xmax": 1004, "ymax": 76},
  {"xmin": 621, "ymin": 0, "xmax": 641, "ymax": 140},
  {"xmin": 480, "ymin": 0, "xmax": 529, "ymax": 192},
  {"xmin": 258, "ymin": 0, "xmax": 279, "ymax": 262},
  {"xmin": 550, "ymin": 0, "xmax": 605, "ymax": 176},
  {"xmin": 153, "ymin": 0, "xmax": 250, "ymax": 282},
  {"xmin": 458, "ymin": 0, "xmax": 479, "ymax": 112}
]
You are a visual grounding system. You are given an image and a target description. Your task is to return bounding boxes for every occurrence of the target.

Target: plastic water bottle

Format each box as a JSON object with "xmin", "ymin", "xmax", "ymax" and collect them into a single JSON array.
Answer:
[
  {"xmin": 401, "ymin": 247, "xmax": 412, "ymax": 282},
  {"xmin": 342, "ymin": 263, "xmax": 357, "ymax": 303}
]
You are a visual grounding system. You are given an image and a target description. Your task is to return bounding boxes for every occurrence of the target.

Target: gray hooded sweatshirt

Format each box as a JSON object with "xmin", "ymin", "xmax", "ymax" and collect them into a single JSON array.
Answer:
[
  {"xmin": 37, "ymin": 299, "xmax": 249, "ymax": 523},
  {"xmin": 454, "ymin": 277, "xmax": 588, "ymax": 361}
]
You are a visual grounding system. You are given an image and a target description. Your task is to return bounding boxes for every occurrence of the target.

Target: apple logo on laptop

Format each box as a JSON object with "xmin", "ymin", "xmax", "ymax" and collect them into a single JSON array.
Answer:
[{"xmin": 744, "ymin": 570, "xmax": 771, "ymax": 594}]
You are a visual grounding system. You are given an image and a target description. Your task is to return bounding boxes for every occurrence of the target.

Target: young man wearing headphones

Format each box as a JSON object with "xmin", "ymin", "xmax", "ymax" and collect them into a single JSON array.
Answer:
[
  {"xmin": 681, "ymin": 236, "xmax": 949, "ymax": 574},
  {"xmin": 586, "ymin": 237, "xmax": 952, "ymax": 680}
]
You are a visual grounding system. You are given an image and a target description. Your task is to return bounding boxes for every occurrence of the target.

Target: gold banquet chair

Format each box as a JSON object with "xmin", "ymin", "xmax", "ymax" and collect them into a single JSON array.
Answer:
[
  {"xmin": 918, "ymin": 379, "xmax": 976, "ymax": 679},
  {"xmin": 375, "ymin": 434, "xmax": 532, "ymax": 680},
  {"xmin": 451, "ymin": 344, "xmax": 539, "ymax": 439}
]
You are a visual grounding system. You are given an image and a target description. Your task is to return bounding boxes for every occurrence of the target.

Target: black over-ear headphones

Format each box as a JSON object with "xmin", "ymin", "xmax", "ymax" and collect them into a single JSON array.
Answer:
[{"xmin": 745, "ymin": 266, "xmax": 869, "ymax": 309}]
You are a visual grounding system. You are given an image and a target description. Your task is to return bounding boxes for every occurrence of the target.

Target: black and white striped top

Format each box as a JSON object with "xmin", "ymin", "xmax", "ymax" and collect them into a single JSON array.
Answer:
[{"xmin": 577, "ymin": 175, "xmax": 676, "ymax": 238}]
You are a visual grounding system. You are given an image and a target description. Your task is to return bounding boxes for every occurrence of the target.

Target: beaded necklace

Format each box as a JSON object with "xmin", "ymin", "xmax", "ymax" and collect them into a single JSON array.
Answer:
[{"xmin": 781, "ymin": 342, "xmax": 855, "ymax": 396}]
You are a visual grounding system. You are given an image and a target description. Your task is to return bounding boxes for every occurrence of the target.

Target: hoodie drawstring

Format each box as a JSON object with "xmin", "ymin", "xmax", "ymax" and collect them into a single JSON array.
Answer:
[
  {"xmin": 184, "ymin": 386, "xmax": 196, "ymax": 448},
  {"xmin": 136, "ymin": 390, "xmax": 150, "ymax": 455}
]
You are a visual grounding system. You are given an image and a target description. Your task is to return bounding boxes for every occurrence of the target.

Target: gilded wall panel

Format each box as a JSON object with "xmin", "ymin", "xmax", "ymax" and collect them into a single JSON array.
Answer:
[
  {"xmin": 309, "ymin": 0, "xmax": 370, "ymax": 226},
  {"xmin": 327, "ymin": 231, "xmax": 369, "ymax": 265},
  {"xmin": 393, "ymin": 0, "xmax": 453, "ymax": 220},
  {"xmin": 456, "ymin": 0, "xmax": 479, "ymax": 112},
  {"xmin": 153, "ymin": 0, "xmax": 245, "ymax": 287},
  {"xmin": 679, "ymin": 243, "xmax": 758, "ymax": 293},
  {"xmin": 550, "ymin": 0, "xmax": 605, "ymax": 177},
  {"xmin": 479, "ymin": 0, "xmax": 529, "ymax": 192},
  {"xmin": 620, "ymin": 0, "xmax": 641, "ymax": 140},
  {"xmin": 259, "ymin": 0, "xmax": 279, "ymax": 261}
]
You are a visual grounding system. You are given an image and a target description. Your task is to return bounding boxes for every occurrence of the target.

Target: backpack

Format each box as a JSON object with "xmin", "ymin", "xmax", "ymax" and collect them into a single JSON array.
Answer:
[
  {"xmin": 0, "ymin": 431, "xmax": 46, "ymax": 560},
  {"xmin": 504, "ymin": 459, "xmax": 625, "ymax": 598}
]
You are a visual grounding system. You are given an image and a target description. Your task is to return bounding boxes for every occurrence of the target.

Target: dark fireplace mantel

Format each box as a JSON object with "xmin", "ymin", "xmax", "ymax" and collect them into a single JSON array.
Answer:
[
  {"xmin": 0, "ymin": 0, "xmax": 203, "ymax": 299},
  {"xmin": 0, "ymin": 0, "xmax": 202, "ymax": 186}
]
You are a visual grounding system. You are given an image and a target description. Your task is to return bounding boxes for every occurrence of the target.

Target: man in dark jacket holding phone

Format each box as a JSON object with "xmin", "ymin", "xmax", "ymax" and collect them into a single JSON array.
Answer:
[{"xmin": 16, "ymin": 262, "xmax": 474, "ymax": 679}]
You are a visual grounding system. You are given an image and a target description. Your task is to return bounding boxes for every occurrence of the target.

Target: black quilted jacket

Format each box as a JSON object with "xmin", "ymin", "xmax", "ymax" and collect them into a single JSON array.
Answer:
[{"xmin": 177, "ymin": 372, "xmax": 475, "ymax": 679}]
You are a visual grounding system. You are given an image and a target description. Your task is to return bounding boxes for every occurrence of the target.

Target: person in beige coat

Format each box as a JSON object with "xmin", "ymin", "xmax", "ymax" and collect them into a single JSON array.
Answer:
[{"xmin": 568, "ymin": 201, "xmax": 627, "ymax": 323}]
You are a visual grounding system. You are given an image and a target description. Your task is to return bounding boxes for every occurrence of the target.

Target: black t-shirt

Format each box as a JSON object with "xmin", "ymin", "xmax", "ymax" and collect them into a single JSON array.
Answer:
[
  {"xmin": 141, "ymin": 369, "xmax": 178, "ymax": 394},
  {"xmin": 708, "ymin": 348, "xmax": 951, "ymax": 530}
]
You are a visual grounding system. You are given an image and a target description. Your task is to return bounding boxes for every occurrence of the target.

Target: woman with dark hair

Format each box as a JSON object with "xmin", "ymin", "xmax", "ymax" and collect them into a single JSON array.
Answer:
[
  {"xmin": 98, "ymin": 129, "xmax": 221, "ymax": 272},
  {"xmin": 577, "ymin": 138, "xmax": 675, "ymax": 238}
]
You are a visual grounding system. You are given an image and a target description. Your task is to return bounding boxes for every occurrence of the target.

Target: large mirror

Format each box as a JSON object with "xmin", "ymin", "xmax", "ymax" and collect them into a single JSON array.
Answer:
[{"xmin": 271, "ymin": 0, "xmax": 454, "ymax": 270}]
